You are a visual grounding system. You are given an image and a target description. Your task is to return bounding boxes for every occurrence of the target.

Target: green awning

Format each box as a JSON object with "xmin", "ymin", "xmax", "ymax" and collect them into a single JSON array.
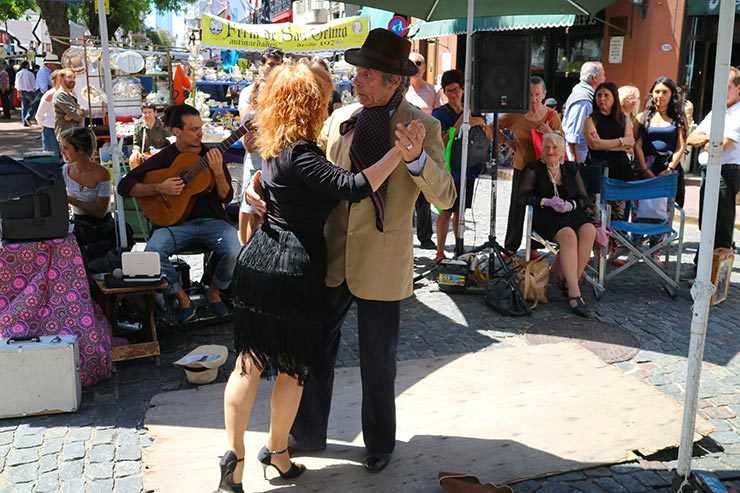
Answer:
[
  {"xmin": 686, "ymin": 0, "xmax": 740, "ymax": 15},
  {"xmin": 338, "ymin": 0, "xmax": 614, "ymax": 22},
  {"xmin": 409, "ymin": 14, "xmax": 575, "ymax": 40}
]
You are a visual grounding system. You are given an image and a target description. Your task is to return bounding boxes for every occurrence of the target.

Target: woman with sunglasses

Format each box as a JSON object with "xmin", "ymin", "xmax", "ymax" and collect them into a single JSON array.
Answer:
[{"xmin": 405, "ymin": 54, "xmax": 441, "ymax": 115}]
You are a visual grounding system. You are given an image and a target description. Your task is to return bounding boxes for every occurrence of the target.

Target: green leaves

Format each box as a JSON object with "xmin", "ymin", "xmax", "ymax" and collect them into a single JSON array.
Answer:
[{"xmin": 0, "ymin": 0, "xmax": 38, "ymax": 21}]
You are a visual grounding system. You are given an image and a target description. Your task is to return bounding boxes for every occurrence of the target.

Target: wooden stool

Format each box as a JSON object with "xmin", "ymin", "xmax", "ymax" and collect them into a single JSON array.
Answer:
[{"xmin": 94, "ymin": 279, "xmax": 168, "ymax": 368}]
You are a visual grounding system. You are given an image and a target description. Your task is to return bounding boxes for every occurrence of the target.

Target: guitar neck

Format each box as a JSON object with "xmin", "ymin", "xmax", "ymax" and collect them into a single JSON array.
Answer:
[{"xmin": 185, "ymin": 123, "xmax": 251, "ymax": 181}]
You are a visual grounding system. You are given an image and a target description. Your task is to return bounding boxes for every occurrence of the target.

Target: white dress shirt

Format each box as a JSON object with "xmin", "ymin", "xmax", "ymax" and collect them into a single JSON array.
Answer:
[
  {"xmin": 695, "ymin": 100, "xmax": 740, "ymax": 164},
  {"xmin": 15, "ymin": 69, "xmax": 36, "ymax": 92}
]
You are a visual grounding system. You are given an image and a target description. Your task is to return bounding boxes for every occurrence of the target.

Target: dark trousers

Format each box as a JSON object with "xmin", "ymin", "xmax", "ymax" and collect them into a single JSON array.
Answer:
[
  {"xmin": 20, "ymin": 90, "xmax": 35, "ymax": 123},
  {"xmin": 504, "ymin": 168, "xmax": 526, "ymax": 253},
  {"xmin": 290, "ymin": 282, "xmax": 400, "ymax": 454},
  {"xmin": 694, "ymin": 164, "xmax": 740, "ymax": 264},
  {"xmin": 415, "ymin": 194, "xmax": 433, "ymax": 242},
  {"xmin": 0, "ymin": 90, "xmax": 10, "ymax": 119}
]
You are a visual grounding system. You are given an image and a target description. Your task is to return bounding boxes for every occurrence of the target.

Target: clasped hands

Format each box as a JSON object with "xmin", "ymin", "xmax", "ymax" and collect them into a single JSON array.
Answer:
[
  {"xmin": 394, "ymin": 120, "xmax": 426, "ymax": 162},
  {"xmin": 542, "ymin": 196, "xmax": 574, "ymax": 213}
]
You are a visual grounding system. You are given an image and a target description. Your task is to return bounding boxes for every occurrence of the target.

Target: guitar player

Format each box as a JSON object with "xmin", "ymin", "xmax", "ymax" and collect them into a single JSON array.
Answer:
[{"xmin": 118, "ymin": 103, "xmax": 240, "ymax": 323}]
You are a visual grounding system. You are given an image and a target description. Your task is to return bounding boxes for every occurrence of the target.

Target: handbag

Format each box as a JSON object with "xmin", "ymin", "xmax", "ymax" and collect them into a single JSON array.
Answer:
[
  {"xmin": 485, "ymin": 270, "xmax": 530, "ymax": 317},
  {"xmin": 531, "ymin": 109, "xmax": 556, "ymax": 160},
  {"xmin": 450, "ymin": 125, "xmax": 490, "ymax": 170},
  {"xmin": 510, "ymin": 257, "xmax": 550, "ymax": 309}
]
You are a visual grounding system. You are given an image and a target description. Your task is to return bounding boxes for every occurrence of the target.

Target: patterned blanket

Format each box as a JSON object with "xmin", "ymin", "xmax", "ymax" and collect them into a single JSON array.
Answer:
[{"xmin": 0, "ymin": 234, "xmax": 112, "ymax": 387}]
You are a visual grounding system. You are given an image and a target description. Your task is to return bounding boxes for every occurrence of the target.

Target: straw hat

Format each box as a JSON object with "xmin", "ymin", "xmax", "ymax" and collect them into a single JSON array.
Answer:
[
  {"xmin": 44, "ymin": 53, "xmax": 62, "ymax": 66},
  {"xmin": 174, "ymin": 345, "xmax": 228, "ymax": 385}
]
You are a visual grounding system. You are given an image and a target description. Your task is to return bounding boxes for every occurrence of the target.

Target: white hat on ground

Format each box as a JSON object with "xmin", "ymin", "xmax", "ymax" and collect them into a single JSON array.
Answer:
[{"xmin": 174, "ymin": 345, "xmax": 228, "ymax": 385}]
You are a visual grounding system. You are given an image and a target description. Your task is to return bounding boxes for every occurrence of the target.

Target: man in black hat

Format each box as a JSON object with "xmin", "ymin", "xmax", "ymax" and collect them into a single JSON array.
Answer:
[{"xmin": 285, "ymin": 28, "xmax": 456, "ymax": 471}]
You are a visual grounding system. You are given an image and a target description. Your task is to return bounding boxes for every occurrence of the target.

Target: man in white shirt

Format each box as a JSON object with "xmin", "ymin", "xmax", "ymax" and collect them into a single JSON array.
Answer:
[
  {"xmin": 34, "ymin": 69, "xmax": 60, "ymax": 155},
  {"xmin": 684, "ymin": 66, "xmax": 740, "ymax": 279},
  {"xmin": 405, "ymin": 53, "xmax": 441, "ymax": 250},
  {"xmin": 15, "ymin": 61, "xmax": 36, "ymax": 126}
]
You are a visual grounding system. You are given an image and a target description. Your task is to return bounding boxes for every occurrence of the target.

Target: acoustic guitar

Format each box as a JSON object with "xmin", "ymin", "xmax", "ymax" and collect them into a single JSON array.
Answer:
[{"xmin": 136, "ymin": 123, "xmax": 251, "ymax": 227}]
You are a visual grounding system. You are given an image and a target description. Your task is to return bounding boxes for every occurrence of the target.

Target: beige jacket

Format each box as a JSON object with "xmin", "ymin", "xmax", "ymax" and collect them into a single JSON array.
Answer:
[{"xmin": 319, "ymin": 100, "xmax": 456, "ymax": 301}]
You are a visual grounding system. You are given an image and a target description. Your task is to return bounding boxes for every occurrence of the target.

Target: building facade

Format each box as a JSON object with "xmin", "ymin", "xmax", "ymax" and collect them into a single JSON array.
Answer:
[{"xmin": 412, "ymin": 0, "xmax": 738, "ymax": 122}]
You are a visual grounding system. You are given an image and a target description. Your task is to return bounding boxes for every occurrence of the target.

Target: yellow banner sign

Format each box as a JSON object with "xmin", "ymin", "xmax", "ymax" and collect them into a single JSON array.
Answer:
[{"xmin": 201, "ymin": 14, "xmax": 369, "ymax": 53}]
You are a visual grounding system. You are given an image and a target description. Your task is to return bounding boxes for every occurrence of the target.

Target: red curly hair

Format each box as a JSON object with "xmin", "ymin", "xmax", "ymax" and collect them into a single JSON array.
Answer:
[{"xmin": 255, "ymin": 62, "xmax": 333, "ymax": 159}]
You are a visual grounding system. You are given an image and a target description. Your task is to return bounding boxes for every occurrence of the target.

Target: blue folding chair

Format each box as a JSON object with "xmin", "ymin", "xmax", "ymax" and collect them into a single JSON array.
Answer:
[{"xmin": 598, "ymin": 173, "xmax": 685, "ymax": 297}]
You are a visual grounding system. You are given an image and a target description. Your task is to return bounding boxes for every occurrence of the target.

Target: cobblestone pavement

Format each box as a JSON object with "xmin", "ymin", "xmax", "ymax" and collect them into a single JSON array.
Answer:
[{"xmin": 1, "ymin": 160, "xmax": 739, "ymax": 492}]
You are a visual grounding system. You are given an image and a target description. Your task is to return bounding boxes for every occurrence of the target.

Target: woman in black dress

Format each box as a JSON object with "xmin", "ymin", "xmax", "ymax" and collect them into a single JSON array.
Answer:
[
  {"xmin": 218, "ymin": 61, "xmax": 426, "ymax": 492},
  {"xmin": 518, "ymin": 132, "xmax": 596, "ymax": 317},
  {"xmin": 583, "ymin": 81, "xmax": 635, "ymax": 219}
]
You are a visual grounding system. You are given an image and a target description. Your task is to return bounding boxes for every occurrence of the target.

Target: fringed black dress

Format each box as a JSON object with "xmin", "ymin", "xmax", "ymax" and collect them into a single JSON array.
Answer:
[{"xmin": 231, "ymin": 140, "xmax": 372, "ymax": 384}]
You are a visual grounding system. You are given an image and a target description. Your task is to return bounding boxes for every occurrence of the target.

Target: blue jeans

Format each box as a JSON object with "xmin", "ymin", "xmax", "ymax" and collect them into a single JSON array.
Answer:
[
  {"xmin": 145, "ymin": 218, "xmax": 240, "ymax": 294},
  {"xmin": 20, "ymin": 90, "xmax": 35, "ymax": 122},
  {"xmin": 41, "ymin": 127, "xmax": 59, "ymax": 155}
]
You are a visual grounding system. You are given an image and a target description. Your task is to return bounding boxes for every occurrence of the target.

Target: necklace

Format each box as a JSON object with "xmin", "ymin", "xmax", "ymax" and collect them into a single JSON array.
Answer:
[{"xmin": 544, "ymin": 162, "xmax": 561, "ymax": 198}]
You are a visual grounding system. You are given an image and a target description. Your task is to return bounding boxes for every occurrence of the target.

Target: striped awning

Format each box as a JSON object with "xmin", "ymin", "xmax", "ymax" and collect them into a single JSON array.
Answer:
[{"xmin": 409, "ymin": 14, "xmax": 575, "ymax": 40}]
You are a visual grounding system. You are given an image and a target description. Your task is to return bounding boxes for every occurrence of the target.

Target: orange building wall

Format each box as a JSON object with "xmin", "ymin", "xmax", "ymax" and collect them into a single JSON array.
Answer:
[
  {"xmin": 602, "ymin": 0, "xmax": 685, "ymax": 98},
  {"xmin": 412, "ymin": 34, "xmax": 458, "ymax": 86}
]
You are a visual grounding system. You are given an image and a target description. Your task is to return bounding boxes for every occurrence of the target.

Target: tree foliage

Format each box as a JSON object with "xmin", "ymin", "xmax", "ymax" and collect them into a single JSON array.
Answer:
[
  {"xmin": 36, "ymin": 0, "xmax": 194, "ymax": 56},
  {"xmin": 75, "ymin": 0, "xmax": 195, "ymax": 38},
  {"xmin": 0, "ymin": 0, "xmax": 37, "ymax": 21}
]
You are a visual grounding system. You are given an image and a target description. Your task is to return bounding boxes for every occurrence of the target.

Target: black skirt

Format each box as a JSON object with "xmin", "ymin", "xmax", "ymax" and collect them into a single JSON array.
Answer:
[
  {"xmin": 231, "ymin": 223, "xmax": 326, "ymax": 384},
  {"xmin": 533, "ymin": 208, "xmax": 591, "ymax": 242}
]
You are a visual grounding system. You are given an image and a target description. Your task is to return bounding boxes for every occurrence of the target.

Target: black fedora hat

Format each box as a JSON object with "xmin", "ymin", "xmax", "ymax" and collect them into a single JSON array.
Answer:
[{"xmin": 345, "ymin": 28, "xmax": 418, "ymax": 77}]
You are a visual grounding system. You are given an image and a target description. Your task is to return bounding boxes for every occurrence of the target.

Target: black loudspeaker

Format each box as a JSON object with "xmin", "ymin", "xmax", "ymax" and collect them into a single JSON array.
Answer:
[{"xmin": 471, "ymin": 32, "xmax": 532, "ymax": 113}]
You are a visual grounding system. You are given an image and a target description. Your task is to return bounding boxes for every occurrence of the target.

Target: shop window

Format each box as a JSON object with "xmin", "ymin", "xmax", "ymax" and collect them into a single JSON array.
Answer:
[
  {"xmin": 531, "ymin": 34, "xmax": 547, "ymax": 71},
  {"xmin": 557, "ymin": 38, "xmax": 602, "ymax": 73}
]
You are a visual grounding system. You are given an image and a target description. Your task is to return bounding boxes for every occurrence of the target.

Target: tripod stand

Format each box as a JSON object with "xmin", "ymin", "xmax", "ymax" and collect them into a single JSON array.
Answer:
[{"xmin": 414, "ymin": 113, "xmax": 510, "ymax": 285}]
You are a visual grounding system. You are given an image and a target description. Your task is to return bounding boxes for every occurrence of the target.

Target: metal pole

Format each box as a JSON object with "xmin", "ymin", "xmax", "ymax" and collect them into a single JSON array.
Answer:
[
  {"xmin": 454, "ymin": 0, "xmax": 474, "ymax": 257},
  {"xmin": 97, "ymin": 0, "xmax": 128, "ymax": 249},
  {"xmin": 675, "ymin": 0, "xmax": 734, "ymax": 484}
]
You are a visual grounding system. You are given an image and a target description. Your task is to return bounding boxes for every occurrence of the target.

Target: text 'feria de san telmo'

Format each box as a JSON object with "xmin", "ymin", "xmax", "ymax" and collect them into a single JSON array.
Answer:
[{"xmin": 201, "ymin": 14, "xmax": 370, "ymax": 53}]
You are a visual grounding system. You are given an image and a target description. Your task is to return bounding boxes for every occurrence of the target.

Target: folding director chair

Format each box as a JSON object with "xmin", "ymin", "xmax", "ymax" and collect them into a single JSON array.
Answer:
[{"xmin": 598, "ymin": 173, "xmax": 685, "ymax": 298}]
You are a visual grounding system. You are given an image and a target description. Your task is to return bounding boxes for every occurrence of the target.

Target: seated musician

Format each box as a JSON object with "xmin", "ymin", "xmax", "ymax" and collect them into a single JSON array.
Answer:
[
  {"xmin": 59, "ymin": 127, "xmax": 116, "ymax": 264},
  {"xmin": 118, "ymin": 103, "xmax": 240, "ymax": 322},
  {"xmin": 129, "ymin": 104, "xmax": 172, "ymax": 168}
]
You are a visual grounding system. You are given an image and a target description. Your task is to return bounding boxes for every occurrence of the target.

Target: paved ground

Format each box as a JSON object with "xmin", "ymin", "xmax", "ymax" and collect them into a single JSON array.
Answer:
[{"xmin": 1, "ymin": 118, "xmax": 739, "ymax": 492}]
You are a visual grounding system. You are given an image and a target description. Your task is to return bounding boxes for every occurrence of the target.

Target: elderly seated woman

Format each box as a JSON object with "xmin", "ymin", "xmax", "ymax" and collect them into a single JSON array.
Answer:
[{"xmin": 517, "ymin": 132, "xmax": 596, "ymax": 317}]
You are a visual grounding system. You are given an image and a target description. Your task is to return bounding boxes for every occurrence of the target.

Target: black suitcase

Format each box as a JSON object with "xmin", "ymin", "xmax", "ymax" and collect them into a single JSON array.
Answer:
[{"xmin": 0, "ymin": 165, "xmax": 69, "ymax": 242}]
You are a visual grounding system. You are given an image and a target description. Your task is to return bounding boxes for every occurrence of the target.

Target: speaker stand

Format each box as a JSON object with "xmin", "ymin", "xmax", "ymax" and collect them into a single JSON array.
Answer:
[{"xmin": 450, "ymin": 112, "xmax": 503, "ymax": 276}]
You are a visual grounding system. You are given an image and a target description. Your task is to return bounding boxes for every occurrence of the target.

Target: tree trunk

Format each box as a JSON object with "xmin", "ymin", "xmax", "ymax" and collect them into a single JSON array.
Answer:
[{"xmin": 38, "ymin": 0, "xmax": 70, "ymax": 59}]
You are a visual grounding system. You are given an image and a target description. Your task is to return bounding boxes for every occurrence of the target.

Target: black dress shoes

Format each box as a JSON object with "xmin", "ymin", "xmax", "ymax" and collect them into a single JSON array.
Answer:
[
  {"xmin": 419, "ymin": 239, "xmax": 436, "ymax": 250},
  {"xmin": 364, "ymin": 453, "xmax": 391, "ymax": 472}
]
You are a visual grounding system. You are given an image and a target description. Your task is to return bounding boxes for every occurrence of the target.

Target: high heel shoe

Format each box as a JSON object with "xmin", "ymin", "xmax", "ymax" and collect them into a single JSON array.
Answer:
[
  {"xmin": 218, "ymin": 450, "xmax": 244, "ymax": 492},
  {"xmin": 568, "ymin": 296, "xmax": 590, "ymax": 318},
  {"xmin": 257, "ymin": 446, "xmax": 306, "ymax": 480}
]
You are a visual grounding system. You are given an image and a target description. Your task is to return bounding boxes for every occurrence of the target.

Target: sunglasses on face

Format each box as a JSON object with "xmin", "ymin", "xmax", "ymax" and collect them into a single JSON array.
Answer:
[
  {"xmin": 413, "ymin": 60, "xmax": 424, "ymax": 67},
  {"xmin": 444, "ymin": 87, "xmax": 461, "ymax": 95}
]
